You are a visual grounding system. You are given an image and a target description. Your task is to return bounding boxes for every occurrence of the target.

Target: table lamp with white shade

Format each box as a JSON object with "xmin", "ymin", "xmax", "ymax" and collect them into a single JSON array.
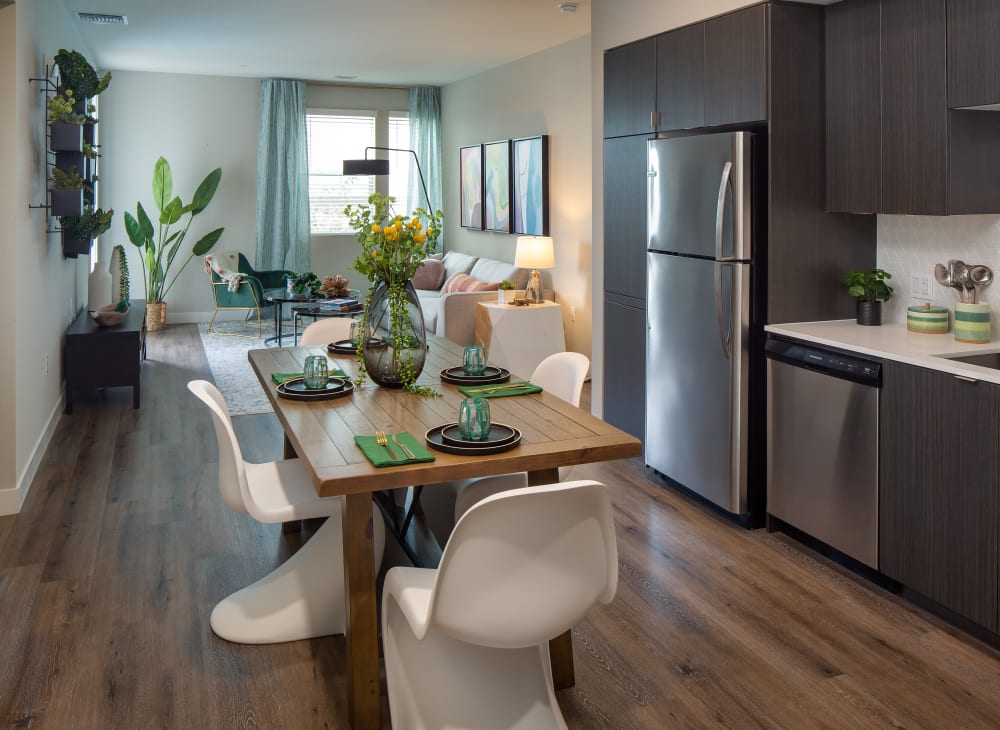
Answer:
[{"xmin": 514, "ymin": 235, "xmax": 554, "ymax": 303}]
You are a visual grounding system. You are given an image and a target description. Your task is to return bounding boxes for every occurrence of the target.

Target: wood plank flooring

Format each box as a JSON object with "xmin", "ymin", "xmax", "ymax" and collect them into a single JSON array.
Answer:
[{"xmin": 2, "ymin": 323, "xmax": 1000, "ymax": 728}]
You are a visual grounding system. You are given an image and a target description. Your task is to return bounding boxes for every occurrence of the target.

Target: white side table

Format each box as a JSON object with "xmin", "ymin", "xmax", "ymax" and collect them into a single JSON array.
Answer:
[{"xmin": 474, "ymin": 301, "xmax": 566, "ymax": 379}]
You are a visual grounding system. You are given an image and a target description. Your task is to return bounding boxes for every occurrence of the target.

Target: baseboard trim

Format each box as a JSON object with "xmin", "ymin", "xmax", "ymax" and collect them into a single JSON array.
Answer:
[{"xmin": 0, "ymin": 393, "xmax": 64, "ymax": 516}]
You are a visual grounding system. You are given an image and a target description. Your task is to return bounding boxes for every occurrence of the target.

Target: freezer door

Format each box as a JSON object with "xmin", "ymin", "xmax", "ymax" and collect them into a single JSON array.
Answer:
[
  {"xmin": 645, "ymin": 252, "xmax": 750, "ymax": 514},
  {"xmin": 647, "ymin": 132, "xmax": 751, "ymax": 260}
]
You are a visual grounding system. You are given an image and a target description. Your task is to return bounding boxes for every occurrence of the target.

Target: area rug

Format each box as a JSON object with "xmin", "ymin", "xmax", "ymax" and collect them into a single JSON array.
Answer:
[{"xmin": 197, "ymin": 322, "xmax": 275, "ymax": 416}]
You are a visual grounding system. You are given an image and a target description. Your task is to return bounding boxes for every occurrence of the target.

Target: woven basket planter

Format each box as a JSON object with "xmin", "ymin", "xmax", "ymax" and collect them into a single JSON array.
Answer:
[{"xmin": 146, "ymin": 302, "xmax": 167, "ymax": 332}]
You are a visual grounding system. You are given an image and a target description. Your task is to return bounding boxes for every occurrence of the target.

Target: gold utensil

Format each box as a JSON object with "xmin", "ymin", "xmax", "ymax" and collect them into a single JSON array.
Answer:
[
  {"xmin": 464, "ymin": 383, "xmax": 532, "ymax": 395},
  {"xmin": 391, "ymin": 433, "xmax": 417, "ymax": 460},
  {"xmin": 376, "ymin": 430, "xmax": 401, "ymax": 461}
]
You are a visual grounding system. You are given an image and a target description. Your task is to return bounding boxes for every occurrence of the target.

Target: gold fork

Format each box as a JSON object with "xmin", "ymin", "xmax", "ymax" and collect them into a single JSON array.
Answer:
[{"xmin": 375, "ymin": 430, "xmax": 401, "ymax": 461}]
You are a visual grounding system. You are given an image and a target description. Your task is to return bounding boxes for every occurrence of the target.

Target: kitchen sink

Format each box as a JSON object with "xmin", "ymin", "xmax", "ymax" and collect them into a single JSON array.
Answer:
[{"xmin": 936, "ymin": 351, "xmax": 1000, "ymax": 369}]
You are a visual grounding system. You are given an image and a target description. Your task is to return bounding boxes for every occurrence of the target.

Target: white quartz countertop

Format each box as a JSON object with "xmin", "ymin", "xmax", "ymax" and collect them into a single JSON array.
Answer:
[{"xmin": 765, "ymin": 319, "xmax": 1000, "ymax": 384}]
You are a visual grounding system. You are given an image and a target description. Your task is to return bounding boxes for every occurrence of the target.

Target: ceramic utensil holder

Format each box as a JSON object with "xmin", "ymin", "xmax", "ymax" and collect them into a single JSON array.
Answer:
[
  {"xmin": 954, "ymin": 303, "xmax": 991, "ymax": 343},
  {"xmin": 907, "ymin": 304, "xmax": 949, "ymax": 334}
]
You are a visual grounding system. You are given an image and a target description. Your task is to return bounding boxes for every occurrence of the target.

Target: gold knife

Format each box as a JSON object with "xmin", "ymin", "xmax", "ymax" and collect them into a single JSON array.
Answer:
[{"xmin": 392, "ymin": 433, "xmax": 417, "ymax": 460}]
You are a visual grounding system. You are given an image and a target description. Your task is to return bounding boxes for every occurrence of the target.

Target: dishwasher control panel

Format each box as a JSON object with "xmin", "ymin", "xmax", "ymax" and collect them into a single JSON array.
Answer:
[{"xmin": 765, "ymin": 338, "xmax": 881, "ymax": 386}]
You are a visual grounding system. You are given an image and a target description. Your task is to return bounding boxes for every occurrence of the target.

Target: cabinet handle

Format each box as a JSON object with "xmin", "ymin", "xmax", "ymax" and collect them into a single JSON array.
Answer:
[
  {"xmin": 651, "ymin": 111, "xmax": 661, "ymax": 128},
  {"xmin": 954, "ymin": 375, "xmax": 979, "ymax": 383}
]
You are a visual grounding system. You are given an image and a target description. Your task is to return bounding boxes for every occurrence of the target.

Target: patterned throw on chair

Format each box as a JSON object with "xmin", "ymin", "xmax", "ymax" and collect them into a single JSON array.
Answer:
[{"xmin": 204, "ymin": 251, "xmax": 246, "ymax": 292}]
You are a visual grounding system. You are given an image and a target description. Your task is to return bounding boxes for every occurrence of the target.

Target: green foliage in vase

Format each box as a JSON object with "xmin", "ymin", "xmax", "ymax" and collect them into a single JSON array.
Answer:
[
  {"xmin": 47, "ymin": 89, "xmax": 87, "ymax": 123},
  {"xmin": 123, "ymin": 157, "xmax": 225, "ymax": 304},
  {"xmin": 285, "ymin": 271, "xmax": 322, "ymax": 295},
  {"xmin": 54, "ymin": 49, "xmax": 111, "ymax": 99},
  {"xmin": 345, "ymin": 193, "xmax": 443, "ymax": 395},
  {"xmin": 49, "ymin": 165, "xmax": 88, "ymax": 190},
  {"xmin": 498, "ymin": 279, "xmax": 514, "ymax": 291},
  {"xmin": 59, "ymin": 205, "xmax": 113, "ymax": 241},
  {"xmin": 115, "ymin": 244, "xmax": 130, "ymax": 306},
  {"xmin": 843, "ymin": 268, "xmax": 893, "ymax": 302}
]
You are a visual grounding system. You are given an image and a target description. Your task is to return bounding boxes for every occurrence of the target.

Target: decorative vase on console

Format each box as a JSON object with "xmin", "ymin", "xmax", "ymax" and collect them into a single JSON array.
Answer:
[{"xmin": 346, "ymin": 193, "xmax": 443, "ymax": 394}]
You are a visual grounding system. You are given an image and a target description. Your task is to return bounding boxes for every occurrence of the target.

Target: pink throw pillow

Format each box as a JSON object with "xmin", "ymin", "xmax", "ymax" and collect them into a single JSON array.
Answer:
[
  {"xmin": 441, "ymin": 272, "xmax": 500, "ymax": 293},
  {"xmin": 411, "ymin": 258, "xmax": 446, "ymax": 290}
]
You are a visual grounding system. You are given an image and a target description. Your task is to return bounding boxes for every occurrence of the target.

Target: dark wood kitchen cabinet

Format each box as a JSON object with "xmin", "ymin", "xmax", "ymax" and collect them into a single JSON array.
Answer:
[
  {"xmin": 603, "ymin": 135, "xmax": 648, "ymax": 304},
  {"xmin": 704, "ymin": 5, "xmax": 768, "ymax": 127},
  {"xmin": 604, "ymin": 38, "xmax": 655, "ymax": 138},
  {"xmin": 826, "ymin": 0, "xmax": 1000, "ymax": 214},
  {"xmin": 655, "ymin": 23, "xmax": 705, "ymax": 131},
  {"xmin": 880, "ymin": 0, "xmax": 948, "ymax": 215},
  {"xmin": 880, "ymin": 361, "xmax": 999, "ymax": 632},
  {"xmin": 948, "ymin": 0, "xmax": 1000, "ymax": 108},
  {"xmin": 603, "ymin": 298, "xmax": 646, "ymax": 441},
  {"xmin": 825, "ymin": 0, "xmax": 881, "ymax": 213}
]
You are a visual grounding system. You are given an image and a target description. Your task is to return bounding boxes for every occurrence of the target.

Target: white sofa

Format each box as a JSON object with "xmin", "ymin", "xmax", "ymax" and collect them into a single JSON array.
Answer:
[{"xmin": 415, "ymin": 251, "xmax": 530, "ymax": 346}]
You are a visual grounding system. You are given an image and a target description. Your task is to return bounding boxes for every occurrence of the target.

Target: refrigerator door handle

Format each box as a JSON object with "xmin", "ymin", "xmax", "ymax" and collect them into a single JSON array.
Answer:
[
  {"xmin": 715, "ymin": 262, "xmax": 733, "ymax": 361},
  {"xmin": 715, "ymin": 161, "xmax": 736, "ymax": 262}
]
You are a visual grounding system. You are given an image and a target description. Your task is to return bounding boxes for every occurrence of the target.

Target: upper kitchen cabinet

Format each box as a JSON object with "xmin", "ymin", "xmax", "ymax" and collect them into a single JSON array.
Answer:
[
  {"xmin": 704, "ymin": 5, "xmax": 768, "ymax": 127},
  {"xmin": 948, "ymin": 0, "xmax": 1000, "ymax": 108},
  {"xmin": 826, "ymin": 0, "xmax": 1000, "ymax": 215},
  {"xmin": 655, "ymin": 24, "xmax": 705, "ymax": 131},
  {"xmin": 880, "ymin": 0, "xmax": 949, "ymax": 215},
  {"xmin": 825, "ymin": 0, "xmax": 881, "ymax": 214},
  {"xmin": 604, "ymin": 38, "xmax": 656, "ymax": 138}
]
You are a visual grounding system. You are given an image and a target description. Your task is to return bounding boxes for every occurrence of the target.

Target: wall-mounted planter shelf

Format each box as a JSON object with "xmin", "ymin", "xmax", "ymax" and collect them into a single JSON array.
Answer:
[
  {"xmin": 61, "ymin": 229, "xmax": 92, "ymax": 258},
  {"xmin": 49, "ymin": 122, "xmax": 82, "ymax": 152},
  {"xmin": 50, "ymin": 188, "xmax": 83, "ymax": 217}
]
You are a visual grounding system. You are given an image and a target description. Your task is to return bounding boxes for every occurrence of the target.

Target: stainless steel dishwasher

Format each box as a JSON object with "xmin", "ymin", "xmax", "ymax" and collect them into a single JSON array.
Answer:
[{"xmin": 765, "ymin": 338, "xmax": 881, "ymax": 568}]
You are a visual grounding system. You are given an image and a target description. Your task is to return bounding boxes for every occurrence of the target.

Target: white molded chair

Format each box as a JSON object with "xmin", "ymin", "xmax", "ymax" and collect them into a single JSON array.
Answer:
[
  {"xmin": 422, "ymin": 352, "xmax": 590, "ymax": 547},
  {"xmin": 187, "ymin": 379, "xmax": 385, "ymax": 644},
  {"xmin": 382, "ymin": 480, "xmax": 618, "ymax": 730},
  {"xmin": 299, "ymin": 317, "xmax": 354, "ymax": 347}
]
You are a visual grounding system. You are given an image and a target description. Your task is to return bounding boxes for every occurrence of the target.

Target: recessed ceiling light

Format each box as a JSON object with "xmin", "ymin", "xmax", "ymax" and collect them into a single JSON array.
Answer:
[
  {"xmin": 77, "ymin": 12, "xmax": 128, "ymax": 25},
  {"xmin": 558, "ymin": 2, "xmax": 579, "ymax": 13}
]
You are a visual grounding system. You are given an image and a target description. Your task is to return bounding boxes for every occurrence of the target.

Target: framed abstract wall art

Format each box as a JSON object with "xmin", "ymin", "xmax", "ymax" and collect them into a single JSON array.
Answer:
[
  {"xmin": 512, "ymin": 135, "xmax": 549, "ymax": 236},
  {"xmin": 460, "ymin": 144, "xmax": 483, "ymax": 229},
  {"xmin": 483, "ymin": 139, "xmax": 511, "ymax": 233}
]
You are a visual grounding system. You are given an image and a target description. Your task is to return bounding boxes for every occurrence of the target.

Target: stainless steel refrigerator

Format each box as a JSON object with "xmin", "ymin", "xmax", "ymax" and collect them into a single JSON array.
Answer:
[{"xmin": 646, "ymin": 131, "xmax": 758, "ymax": 518}]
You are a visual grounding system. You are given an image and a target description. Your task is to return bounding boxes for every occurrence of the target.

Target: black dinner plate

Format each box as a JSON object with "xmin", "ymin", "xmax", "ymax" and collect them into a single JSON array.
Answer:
[
  {"xmin": 439, "ymin": 366, "xmax": 511, "ymax": 385},
  {"xmin": 425, "ymin": 424, "xmax": 522, "ymax": 456},
  {"xmin": 277, "ymin": 377, "xmax": 354, "ymax": 401},
  {"xmin": 328, "ymin": 340, "xmax": 357, "ymax": 355},
  {"xmin": 439, "ymin": 423, "xmax": 518, "ymax": 448}
]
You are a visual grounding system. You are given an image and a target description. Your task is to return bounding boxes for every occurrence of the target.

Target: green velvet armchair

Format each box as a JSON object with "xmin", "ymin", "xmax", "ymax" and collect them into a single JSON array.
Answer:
[{"xmin": 207, "ymin": 253, "xmax": 292, "ymax": 337}]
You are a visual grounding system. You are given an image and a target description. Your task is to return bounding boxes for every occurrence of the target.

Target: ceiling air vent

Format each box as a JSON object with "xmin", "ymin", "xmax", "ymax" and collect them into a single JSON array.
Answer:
[{"xmin": 77, "ymin": 12, "xmax": 128, "ymax": 25}]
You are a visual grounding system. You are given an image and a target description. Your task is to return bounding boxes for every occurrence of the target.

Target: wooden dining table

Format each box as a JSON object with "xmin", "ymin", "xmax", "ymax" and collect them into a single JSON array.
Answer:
[{"xmin": 248, "ymin": 335, "xmax": 642, "ymax": 729}]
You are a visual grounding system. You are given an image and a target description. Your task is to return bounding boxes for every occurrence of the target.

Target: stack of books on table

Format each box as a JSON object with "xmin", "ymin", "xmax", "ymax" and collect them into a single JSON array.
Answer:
[{"xmin": 319, "ymin": 297, "xmax": 362, "ymax": 313}]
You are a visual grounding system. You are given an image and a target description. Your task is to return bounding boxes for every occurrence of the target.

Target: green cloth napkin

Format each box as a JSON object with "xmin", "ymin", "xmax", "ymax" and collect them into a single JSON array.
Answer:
[
  {"xmin": 458, "ymin": 381, "xmax": 543, "ymax": 399},
  {"xmin": 354, "ymin": 432, "xmax": 436, "ymax": 467},
  {"xmin": 272, "ymin": 369, "xmax": 347, "ymax": 385}
]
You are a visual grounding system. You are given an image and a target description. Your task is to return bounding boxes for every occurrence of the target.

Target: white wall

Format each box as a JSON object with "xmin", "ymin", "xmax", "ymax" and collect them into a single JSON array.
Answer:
[
  {"xmin": 99, "ymin": 71, "xmax": 260, "ymax": 319},
  {"xmin": 306, "ymin": 84, "xmax": 409, "ymax": 298},
  {"xmin": 442, "ymin": 35, "xmax": 593, "ymax": 356},
  {"xmin": 4, "ymin": 0, "xmax": 95, "ymax": 514},
  {"xmin": 590, "ymin": 0, "xmax": 758, "ymax": 414},
  {"xmin": 878, "ymin": 215, "xmax": 1000, "ymax": 330}
]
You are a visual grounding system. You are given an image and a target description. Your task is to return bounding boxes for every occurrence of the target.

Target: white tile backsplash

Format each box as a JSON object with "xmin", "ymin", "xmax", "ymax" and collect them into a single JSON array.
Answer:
[{"xmin": 877, "ymin": 214, "xmax": 1000, "ymax": 325}]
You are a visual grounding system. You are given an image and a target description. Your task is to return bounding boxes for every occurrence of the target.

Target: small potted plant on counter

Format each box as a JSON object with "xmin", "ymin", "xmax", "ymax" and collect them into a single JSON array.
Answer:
[
  {"xmin": 498, "ymin": 279, "xmax": 514, "ymax": 304},
  {"xmin": 843, "ymin": 267, "xmax": 893, "ymax": 326}
]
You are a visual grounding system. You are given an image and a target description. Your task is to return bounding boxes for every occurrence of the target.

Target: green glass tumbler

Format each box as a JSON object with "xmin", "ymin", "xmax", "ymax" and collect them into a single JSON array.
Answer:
[
  {"xmin": 303, "ymin": 355, "xmax": 329, "ymax": 389},
  {"xmin": 463, "ymin": 345, "xmax": 486, "ymax": 375},
  {"xmin": 458, "ymin": 397, "xmax": 491, "ymax": 441}
]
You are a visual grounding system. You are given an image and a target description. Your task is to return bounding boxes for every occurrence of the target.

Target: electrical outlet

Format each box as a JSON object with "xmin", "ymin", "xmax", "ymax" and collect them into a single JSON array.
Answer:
[{"xmin": 911, "ymin": 272, "xmax": 931, "ymax": 297}]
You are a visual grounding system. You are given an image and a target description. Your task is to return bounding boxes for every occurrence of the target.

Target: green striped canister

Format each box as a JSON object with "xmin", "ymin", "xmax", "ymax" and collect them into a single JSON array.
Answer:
[
  {"xmin": 954, "ymin": 303, "xmax": 991, "ymax": 344},
  {"xmin": 907, "ymin": 305, "xmax": 949, "ymax": 334}
]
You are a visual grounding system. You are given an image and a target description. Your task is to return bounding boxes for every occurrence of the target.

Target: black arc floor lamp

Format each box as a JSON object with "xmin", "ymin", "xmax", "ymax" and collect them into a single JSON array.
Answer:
[{"xmin": 342, "ymin": 147, "xmax": 432, "ymax": 212}]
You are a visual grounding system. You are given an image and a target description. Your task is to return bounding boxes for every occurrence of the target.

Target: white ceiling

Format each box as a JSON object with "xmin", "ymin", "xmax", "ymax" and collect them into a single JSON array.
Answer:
[{"xmin": 62, "ymin": 0, "xmax": 592, "ymax": 86}]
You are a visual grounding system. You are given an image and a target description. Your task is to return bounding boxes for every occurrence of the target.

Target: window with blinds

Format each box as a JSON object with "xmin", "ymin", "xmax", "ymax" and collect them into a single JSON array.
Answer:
[
  {"xmin": 388, "ymin": 112, "xmax": 412, "ymax": 209},
  {"xmin": 306, "ymin": 111, "xmax": 376, "ymax": 234}
]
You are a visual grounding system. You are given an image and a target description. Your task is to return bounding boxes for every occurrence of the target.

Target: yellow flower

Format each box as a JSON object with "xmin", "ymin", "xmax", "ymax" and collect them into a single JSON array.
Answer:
[
  {"xmin": 371, "ymin": 224, "xmax": 381, "ymax": 233},
  {"xmin": 414, "ymin": 232, "xmax": 426, "ymax": 243}
]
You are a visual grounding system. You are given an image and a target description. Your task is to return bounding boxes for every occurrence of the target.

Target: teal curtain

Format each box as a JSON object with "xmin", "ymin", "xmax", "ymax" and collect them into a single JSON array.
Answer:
[
  {"xmin": 408, "ymin": 87, "xmax": 443, "ymax": 249},
  {"xmin": 255, "ymin": 79, "xmax": 311, "ymax": 273}
]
